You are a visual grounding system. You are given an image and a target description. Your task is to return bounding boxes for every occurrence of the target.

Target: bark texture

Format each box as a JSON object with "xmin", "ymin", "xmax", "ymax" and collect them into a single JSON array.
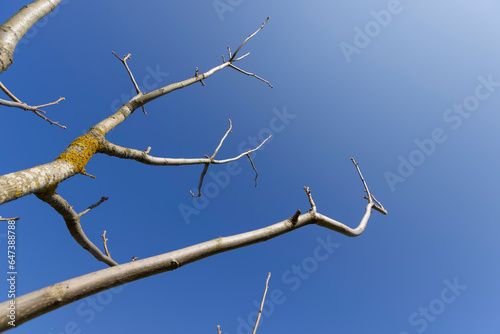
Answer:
[{"xmin": 0, "ymin": 0, "xmax": 63, "ymax": 74}]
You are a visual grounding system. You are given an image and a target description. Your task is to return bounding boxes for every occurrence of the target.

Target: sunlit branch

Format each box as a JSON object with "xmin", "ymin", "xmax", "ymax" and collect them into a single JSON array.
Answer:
[
  {"xmin": 35, "ymin": 191, "xmax": 118, "ymax": 267},
  {"xmin": 0, "ymin": 173, "xmax": 386, "ymax": 329},
  {"xmin": 252, "ymin": 272, "xmax": 271, "ymax": 334},
  {"xmin": 112, "ymin": 51, "xmax": 146, "ymax": 114},
  {"xmin": 0, "ymin": 82, "xmax": 66, "ymax": 128}
]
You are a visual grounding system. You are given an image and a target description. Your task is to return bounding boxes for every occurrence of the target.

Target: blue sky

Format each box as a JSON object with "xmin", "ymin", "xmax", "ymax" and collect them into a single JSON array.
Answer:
[{"xmin": 1, "ymin": 0, "xmax": 499, "ymax": 333}]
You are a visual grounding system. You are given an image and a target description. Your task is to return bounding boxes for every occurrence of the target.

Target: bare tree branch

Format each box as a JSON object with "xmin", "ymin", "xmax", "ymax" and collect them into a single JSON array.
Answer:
[
  {"xmin": 303, "ymin": 186, "xmax": 317, "ymax": 212},
  {"xmin": 228, "ymin": 64, "xmax": 273, "ymax": 88},
  {"xmin": 247, "ymin": 154, "xmax": 259, "ymax": 187},
  {"xmin": 0, "ymin": 81, "xmax": 66, "ymax": 128},
  {"xmin": 0, "ymin": 20, "xmax": 273, "ymax": 206},
  {"xmin": 351, "ymin": 158, "xmax": 387, "ymax": 214},
  {"xmin": 0, "ymin": 0, "xmax": 65, "ymax": 74},
  {"xmin": 79, "ymin": 196, "xmax": 109, "ymax": 218},
  {"xmin": 230, "ymin": 17, "xmax": 269, "ymax": 62},
  {"xmin": 111, "ymin": 51, "xmax": 146, "ymax": 114},
  {"xmin": 101, "ymin": 230, "xmax": 112, "ymax": 258},
  {"xmin": 252, "ymin": 272, "xmax": 271, "ymax": 334},
  {"xmin": 0, "ymin": 216, "xmax": 19, "ymax": 221},
  {"xmin": 35, "ymin": 190, "xmax": 118, "ymax": 267},
  {"xmin": 0, "ymin": 177, "xmax": 386, "ymax": 330}
]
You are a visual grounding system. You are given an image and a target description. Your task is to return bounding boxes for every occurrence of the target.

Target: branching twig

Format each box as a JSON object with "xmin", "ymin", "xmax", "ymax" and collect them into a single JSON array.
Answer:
[
  {"xmin": 230, "ymin": 17, "xmax": 269, "ymax": 62},
  {"xmin": 35, "ymin": 191, "xmax": 118, "ymax": 266},
  {"xmin": 79, "ymin": 196, "xmax": 109, "ymax": 217},
  {"xmin": 0, "ymin": 81, "xmax": 66, "ymax": 128},
  {"xmin": 112, "ymin": 51, "xmax": 147, "ymax": 114},
  {"xmin": 228, "ymin": 64, "xmax": 273, "ymax": 88},
  {"xmin": 2, "ymin": 175, "xmax": 388, "ymax": 328},
  {"xmin": 252, "ymin": 272, "xmax": 271, "ymax": 334}
]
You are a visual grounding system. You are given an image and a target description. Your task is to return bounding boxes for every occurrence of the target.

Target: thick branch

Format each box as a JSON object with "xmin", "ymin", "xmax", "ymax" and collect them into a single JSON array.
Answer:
[
  {"xmin": 0, "ymin": 0, "xmax": 64, "ymax": 74},
  {"xmin": 0, "ymin": 196, "xmax": 384, "ymax": 330},
  {"xmin": 0, "ymin": 20, "xmax": 272, "ymax": 206}
]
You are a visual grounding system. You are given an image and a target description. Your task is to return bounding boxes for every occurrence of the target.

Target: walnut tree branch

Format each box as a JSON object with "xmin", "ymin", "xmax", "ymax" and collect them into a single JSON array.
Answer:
[
  {"xmin": 0, "ymin": 82, "xmax": 66, "ymax": 129},
  {"xmin": 97, "ymin": 123, "xmax": 271, "ymax": 197},
  {"xmin": 0, "ymin": 20, "xmax": 272, "ymax": 206},
  {"xmin": 252, "ymin": 272, "xmax": 271, "ymax": 334},
  {"xmin": 35, "ymin": 190, "xmax": 118, "ymax": 267},
  {"xmin": 111, "ymin": 51, "xmax": 146, "ymax": 114},
  {"xmin": 228, "ymin": 64, "xmax": 273, "ymax": 88},
  {"xmin": 0, "ymin": 172, "xmax": 387, "ymax": 330},
  {"xmin": 0, "ymin": 0, "xmax": 65, "ymax": 74},
  {"xmin": 351, "ymin": 158, "xmax": 387, "ymax": 214}
]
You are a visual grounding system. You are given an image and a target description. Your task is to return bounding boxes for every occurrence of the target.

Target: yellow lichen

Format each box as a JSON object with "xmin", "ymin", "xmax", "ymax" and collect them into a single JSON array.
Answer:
[{"xmin": 56, "ymin": 133, "xmax": 102, "ymax": 174}]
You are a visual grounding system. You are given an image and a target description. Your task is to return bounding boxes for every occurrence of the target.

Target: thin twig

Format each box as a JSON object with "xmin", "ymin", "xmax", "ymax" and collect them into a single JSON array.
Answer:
[
  {"xmin": 252, "ymin": 272, "xmax": 271, "ymax": 334},
  {"xmin": 228, "ymin": 64, "xmax": 273, "ymax": 88},
  {"xmin": 79, "ymin": 196, "xmax": 109, "ymax": 217},
  {"xmin": 0, "ymin": 81, "xmax": 18, "ymax": 101},
  {"xmin": 112, "ymin": 51, "xmax": 146, "ymax": 114},
  {"xmin": 0, "ymin": 83, "xmax": 66, "ymax": 129},
  {"xmin": 217, "ymin": 325, "xmax": 222, "ymax": 334},
  {"xmin": 350, "ymin": 157, "xmax": 387, "ymax": 214},
  {"xmin": 246, "ymin": 154, "xmax": 259, "ymax": 187},
  {"xmin": 101, "ymin": 230, "xmax": 111, "ymax": 258},
  {"xmin": 211, "ymin": 119, "xmax": 233, "ymax": 158},
  {"xmin": 303, "ymin": 187, "xmax": 317, "ymax": 212},
  {"xmin": 190, "ymin": 164, "xmax": 210, "ymax": 198},
  {"xmin": 230, "ymin": 17, "xmax": 269, "ymax": 62},
  {"xmin": 188, "ymin": 132, "xmax": 270, "ymax": 197}
]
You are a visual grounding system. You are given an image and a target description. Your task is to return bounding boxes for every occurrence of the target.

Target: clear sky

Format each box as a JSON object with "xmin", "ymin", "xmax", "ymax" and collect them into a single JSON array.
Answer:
[{"xmin": 1, "ymin": 0, "xmax": 499, "ymax": 333}]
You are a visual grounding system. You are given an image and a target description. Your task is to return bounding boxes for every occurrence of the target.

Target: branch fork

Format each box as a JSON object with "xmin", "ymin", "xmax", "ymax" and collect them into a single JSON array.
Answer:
[{"xmin": 0, "ymin": 81, "xmax": 66, "ymax": 128}]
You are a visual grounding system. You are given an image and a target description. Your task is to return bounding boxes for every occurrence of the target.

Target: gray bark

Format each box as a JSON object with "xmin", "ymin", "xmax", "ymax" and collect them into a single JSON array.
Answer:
[
  {"xmin": 0, "ymin": 0, "xmax": 63, "ymax": 74},
  {"xmin": 0, "ymin": 204, "xmax": 381, "ymax": 330}
]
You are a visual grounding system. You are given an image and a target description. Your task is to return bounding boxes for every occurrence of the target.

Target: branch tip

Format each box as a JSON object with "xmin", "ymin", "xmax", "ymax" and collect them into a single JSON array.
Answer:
[
  {"xmin": 303, "ymin": 186, "xmax": 317, "ymax": 212},
  {"xmin": 101, "ymin": 230, "xmax": 111, "ymax": 258},
  {"xmin": 350, "ymin": 158, "xmax": 387, "ymax": 215}
]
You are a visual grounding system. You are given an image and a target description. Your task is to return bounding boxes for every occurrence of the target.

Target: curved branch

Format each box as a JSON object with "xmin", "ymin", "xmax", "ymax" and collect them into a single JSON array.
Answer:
[
  {"xmin": 35, "ymin": 191, "xmax": 118, "ymax": 267},
  {"xmin": 0, "ymin": 193, "xmax": 385, "ymax": 330},
  {"xmin": 98, "ymin": 134, "xmax": 271, "ymax": 166},
  {"xmin": 0, "ymin": 19, "xmax": 273, "ymax": 207},
  {"xmin": 0, "ymin": 0, "xmax": 64, "ymax": 74}
]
